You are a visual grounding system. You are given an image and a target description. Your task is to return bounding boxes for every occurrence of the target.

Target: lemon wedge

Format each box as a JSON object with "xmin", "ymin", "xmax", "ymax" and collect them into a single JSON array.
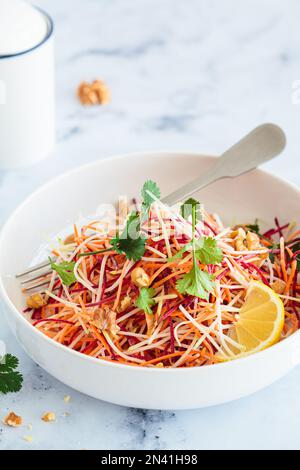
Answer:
[{"xmin": 219, "ymin": 281, "xmax": 285, "ymax": 361}]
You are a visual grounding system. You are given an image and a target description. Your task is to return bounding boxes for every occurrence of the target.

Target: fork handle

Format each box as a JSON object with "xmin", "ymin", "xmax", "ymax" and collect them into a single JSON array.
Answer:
[{"xmin": 161, "ymin": 123, "xmax": 286, "ymax": 206}]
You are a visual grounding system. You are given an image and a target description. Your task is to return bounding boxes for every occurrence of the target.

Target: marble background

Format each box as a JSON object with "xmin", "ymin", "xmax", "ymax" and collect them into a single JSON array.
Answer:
[{"xmin": 1, "ymin": 0, "xmax": 300, "ymax": 450}]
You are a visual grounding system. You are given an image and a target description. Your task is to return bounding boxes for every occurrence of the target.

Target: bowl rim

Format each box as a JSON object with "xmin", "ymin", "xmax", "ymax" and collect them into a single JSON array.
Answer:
[{"xmin": 1, "ymin": 150, "xmax": 300, "ymax": 374}]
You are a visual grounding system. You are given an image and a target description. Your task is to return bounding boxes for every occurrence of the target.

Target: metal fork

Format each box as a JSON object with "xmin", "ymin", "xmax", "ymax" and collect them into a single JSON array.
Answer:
[{"xmin": 16, "ymin": 123, "xmax": 286, "ymax": 291}]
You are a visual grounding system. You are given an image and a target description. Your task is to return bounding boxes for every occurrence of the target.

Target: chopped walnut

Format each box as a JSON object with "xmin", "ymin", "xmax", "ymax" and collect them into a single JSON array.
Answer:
[
  {"xmin": 41, "ymin": 412, "xmax": 56, "ymax": 422},
  {"xmin": 117, "ymin": 295, "xmax": 132, "ymax": 313},
  {"xmin": 3, "ymin": 411, "xmax": 23, "ymax": 427},
  {"xmin": 26, "ymin": 292, "xmax": 46, "ymax": 309},
  {"xmin": 246, "ymin": 231, "xmax": 261, "ymax": 251},
  {"xmin": 92, "ymin": 307, "xmax": 120, "ymax": 337},
  {"xmin": 131, "ymin": 267, "xmax": 150, "ymax": 288},
  {"xmin": 232, "ymin": 228, "xmax": 247, "ymax": 251},
  {"xmin": 232, "ymin": 228, "xmax": 263, "ymax": 252},
  {"xmin": 77, "ymin": 79, "xmax": 111, "ymax": 106},
  {"xmin": 271, "ymin": 279, "xmax": 286, "ymax": 294}
]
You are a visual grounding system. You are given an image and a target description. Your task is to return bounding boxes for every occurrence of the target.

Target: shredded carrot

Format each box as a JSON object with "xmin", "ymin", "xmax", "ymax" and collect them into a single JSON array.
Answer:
[{"xmin": 22, "ymin": 204, "xmax": 300, "ymax": 368}]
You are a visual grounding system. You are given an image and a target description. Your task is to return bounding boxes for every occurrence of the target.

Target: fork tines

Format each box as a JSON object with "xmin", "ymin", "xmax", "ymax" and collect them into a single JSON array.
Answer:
[{"xmin": 16, "ymin": 258, "xmax": 54, "ymax": 292}]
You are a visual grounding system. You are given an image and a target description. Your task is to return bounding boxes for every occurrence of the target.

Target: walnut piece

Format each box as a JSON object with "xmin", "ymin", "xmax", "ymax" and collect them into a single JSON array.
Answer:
[
  {"xmin": 232, "ymin": 228, "xmax": 262, "ymax": 252},
  {"xmin": 26, "ymin": 292, "xmax": 46, "ymax": 309},
  {"xmin": 92, "ymin": 307, "xmax": 120, "ymax": 337},
  {"xmin": 232, "ymin": 228, "xmax": 247, "ymax": 251},
  {"xmin": 3, "ymin": 411, "xmax": 23, "ymax": 427},
  {"xmin": 117, "ymin": 295, "xmax": 132, "ymax": 313},
  {"xmin": 131, "ymin": 267, "xmax": 150, "ymax": 288},
  {"xmin": 246, "ymin": 231, "xmax": 261, "ymax": 251},
  {"xmin": 271, "ymin": 279, "xmax": 286, "ymax": 294},
  {"xmin": 77, "ymin": 79, "xmax": 111, "ymax": 106},
  {"xmin": 41, "ymin": 412, "xmax": 56, "ymax": 422}
]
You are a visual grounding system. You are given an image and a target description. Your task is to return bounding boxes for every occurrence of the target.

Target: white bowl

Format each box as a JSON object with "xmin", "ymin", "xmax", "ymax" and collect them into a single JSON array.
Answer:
[{"xmin": 1, "ymin": 152, "xmax": 300, "ymax": 410}]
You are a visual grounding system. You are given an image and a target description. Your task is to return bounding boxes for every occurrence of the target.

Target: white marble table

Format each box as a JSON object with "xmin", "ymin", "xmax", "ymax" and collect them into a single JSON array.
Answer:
[{"xmin": 1, "ymin": 0, "xmax": 300, "ymax": 450}]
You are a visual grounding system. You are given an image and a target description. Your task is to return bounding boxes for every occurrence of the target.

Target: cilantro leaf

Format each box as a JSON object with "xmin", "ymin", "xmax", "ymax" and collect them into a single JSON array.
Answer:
[
  {"xmin": 135, "ymin": 287, "xmax": 156, "ymax": 314},
  {"xmin": 141, "ymin": 180, "xmax": 161, "ymax": 209},
  {"xmin": 194, "ymin": 237, "xmax": 223, "ymax": 265},
  {"xmin": 180, "ymin": 198, "xmax": 201, "ymax": 224},
  {"xmin": 0, "ymin": 354, "xmax": 23, "ymax": 395},
  {"xmin": 141, "ymin": 180, "xmax": 161, "ymax": 220},
  {"xmin": 176, "ymin": 262, "xmax": 213, "ymax": 300},
  {"xmin": 177, "ymin": 198, "xmax": 217, "ymax": 299},
  {"xmin": 111, "ymin": 211, "xmax": 146, "ymax": 261},
  {"xmin": 50, "ymin": 259, "xmax": 76, "ymax": 286},
  {"xmin": 246, "ymin": 219, "xmax": 260, "ymax": 235},
  {"xmin": 112, "ymin": 233, "xmax": 146, "ymax": 261}
]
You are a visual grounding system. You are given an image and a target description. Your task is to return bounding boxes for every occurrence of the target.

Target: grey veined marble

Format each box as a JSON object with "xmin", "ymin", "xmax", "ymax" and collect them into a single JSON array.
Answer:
[{"xmin": 1, "ymin": 0, "xmax": 300, "ymax": 450}]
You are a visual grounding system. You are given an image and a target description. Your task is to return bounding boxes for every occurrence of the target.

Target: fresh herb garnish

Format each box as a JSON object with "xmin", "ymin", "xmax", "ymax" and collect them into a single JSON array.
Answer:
[
  {"xmin": 141, "ymin": 180, "xmax": 161, "ymax": 219},
  {"xmin": 111, "ymin": 181, "xmax": 161, "ymax": 261},
  {"xmin": 111, "ymin": 211, "xmax": 146, "ymax": 261},
  {"xmin": 168, "ymin": 237, "xmax": 222, "ymax": 265},
  {"xmin": 135, "ymin": 287, "xmax": 156, "ymax": 314},
  {"xmin": 246, "ymin": 219, "xmax": 260, "ymax": 235},
  {"xmin": 176, "ymin": 263, "xmax": 213, "ymax": 300},
  {"xmin": 180, "ymin": 197, "xmax": 201, "ymax": 221},
  {"xmin": 50, "ymin": 258, "xmax": 76, "ymax": 286},
  {"xmin": 0, "ymin": 354, "xmax": 23, "ymax": 395},
  {"xmin": 175, "ymin": 199, "xmax": 218, "ymax": 300},
  {"xmin": 194, "ymin": 237, "xmax": 223, "ymax": 265}
]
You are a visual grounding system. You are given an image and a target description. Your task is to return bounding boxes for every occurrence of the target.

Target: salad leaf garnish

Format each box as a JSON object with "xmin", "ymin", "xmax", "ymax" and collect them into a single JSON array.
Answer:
[
  {"xmin": 176, "ymin": 198, "xmax": 216, "ymax": 299},
  {"xmin": 246, "ymin": 219, "xmax": 260, "ymax": 235},
  {"xmin": 50, "ymin": 259, "xmax": 76, "ymax": 286},
  {"xmin": 135, "ymin": 287, "xmax": 156, "ymax": 314},
  {"xmin": 180, "ymin": 198, "xmax": 201, "ymax": 223},
  {"xmin": 141, "ymin": 180, "xmax": 161, "ymax": 211},
  {"xmin": 141, "ymin": 180, "xmax": 161, "ymax": 220},
  {"xmin": 111, "ymin": 211, "xmax": 146, "ymax": 261},
  {"xmin": 176, "ymin": 263, "xmax": 213, "ymax": 300},
  {"xmin": 194, "ymin": 237, "xmax": 223, "ymax": 265},
  {"xmin": 0, "ymin": 354, "xmax": 23, "ymax": 395}
]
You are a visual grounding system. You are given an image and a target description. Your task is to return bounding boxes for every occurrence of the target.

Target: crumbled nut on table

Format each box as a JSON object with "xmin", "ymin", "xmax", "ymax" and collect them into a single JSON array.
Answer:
[
  {"xmin": 77, "ymin": 79, "xmax": 111, "ymax": 105},
  {"xmin": 3, "ymin": 411, "xmax": 23, "ymax": 427},
  {"xmin": 41, "ymin": 412, "xmax": 56, "ymax": 422}
]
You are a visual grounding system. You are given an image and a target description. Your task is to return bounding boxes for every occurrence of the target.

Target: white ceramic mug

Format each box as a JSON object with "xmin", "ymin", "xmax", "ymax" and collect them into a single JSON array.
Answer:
[{"xmin": 0, "ymin": 6, "xmax": 55, "ymax": 169}]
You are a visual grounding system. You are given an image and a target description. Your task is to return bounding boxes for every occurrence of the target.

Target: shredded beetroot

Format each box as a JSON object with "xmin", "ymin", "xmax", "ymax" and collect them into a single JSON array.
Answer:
[
  {"xmin": 203, "ymin": 220, "xmax": 217, "ymax": 235},
  {"xmin": 169, "ymin": 317, "xmax": 175, "ymax": 353},
  {"xmin": 215, "ymin": 267, "xmax": 230, "ymax": 281},
  {"xmin": 31, "ymin": 307, "xmax": 42, "ymax": 320},
  {"xmin": 263, "ymin": 221, "xmax": 289, "ymax": 238},
  {"xmin": 241, "ymin": 261, "xmax": 270, "ymax": 286}
]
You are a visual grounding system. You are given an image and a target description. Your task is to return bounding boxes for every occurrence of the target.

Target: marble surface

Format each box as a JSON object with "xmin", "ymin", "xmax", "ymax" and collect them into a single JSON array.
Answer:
[{"xmin": 1, "ymin": 0, "xmax": 300, "ymax": 450}]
